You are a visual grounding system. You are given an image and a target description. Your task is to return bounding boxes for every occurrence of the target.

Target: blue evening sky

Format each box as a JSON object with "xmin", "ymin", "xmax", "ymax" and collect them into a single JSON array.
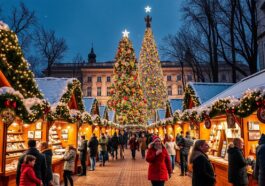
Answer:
[{"xmin": 1, "ymin": 0, "xmax": 183, "ymax": 62}]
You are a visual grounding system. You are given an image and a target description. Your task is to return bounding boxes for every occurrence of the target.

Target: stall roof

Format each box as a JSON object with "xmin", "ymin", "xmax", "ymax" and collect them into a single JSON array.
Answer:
[
  {"xmin": 83, "ymin": 97, "xmax": 97, "ymax": 114},
  {"xmin": 99, "ymin": 105, "xmax": 107, "ymax": 119},
  {"xmin": 148, "ymin": 119, "xmax": 154, "ymax": 125},
  {"xmin": 156, "ymin": 109, "xmax": 166, "ymax": 121},
  {"xmin": 169, "ymin": 99, "xmax": 183, "ymax": 114},
  {"xmin": 35, "ymin": 77, "xmax": 75, "ymax": 105},
  {"xmin": 108, "ymin": 110, "xmax": 115, "ymax": 122},
  {"xmin": 189, "ymin": 82, "xmax": 233, "ymax": 104},
  {"xmin": 201, "ymin": 69, "xmax": 265, "ymax": 107}
]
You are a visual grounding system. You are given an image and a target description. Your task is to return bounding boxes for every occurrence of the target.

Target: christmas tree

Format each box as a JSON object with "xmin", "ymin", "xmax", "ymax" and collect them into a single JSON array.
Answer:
[
  {"xmin": 107, "ymin": 30, "xmax": 147, "ymax": 125},
  {"xmin": 0, "ymin": 21, "xmax": 42, "ymax": 98},
  {"xmin": 138, "ymin": 7, "xmax": 168, "ymax": 119}
]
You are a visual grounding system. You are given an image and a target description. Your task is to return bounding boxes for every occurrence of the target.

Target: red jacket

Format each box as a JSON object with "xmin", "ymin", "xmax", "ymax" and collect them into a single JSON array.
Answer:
[
  {"xmin": 146, "ymin": 147, "xmax": 172, "ymax": 181},
  {"xmin": 19, "ymin": 164, "xmax": 41, "ymax": 186}
]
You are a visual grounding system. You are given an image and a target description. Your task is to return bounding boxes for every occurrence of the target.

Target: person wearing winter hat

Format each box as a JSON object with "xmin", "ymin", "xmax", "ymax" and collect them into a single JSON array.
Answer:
[{"xmin": 146, "ymin": 136, "xmax": 172, "ymax": 186}]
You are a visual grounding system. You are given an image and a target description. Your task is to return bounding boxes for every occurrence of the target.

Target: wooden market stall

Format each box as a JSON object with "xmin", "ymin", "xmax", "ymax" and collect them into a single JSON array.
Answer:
[
  {"xmin": 187, "ymin": 71, "xmax": 265, "ymax": 186},
  {"xmin": 36, "ymin": 77, "xmax": 84, "ymax": 182}
]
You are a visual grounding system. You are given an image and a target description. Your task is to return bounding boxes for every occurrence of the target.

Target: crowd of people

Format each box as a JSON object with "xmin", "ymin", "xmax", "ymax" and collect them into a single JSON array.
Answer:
[{"xmin": 15, "ymin": 130, "xmax": 265, "ymax": 186}]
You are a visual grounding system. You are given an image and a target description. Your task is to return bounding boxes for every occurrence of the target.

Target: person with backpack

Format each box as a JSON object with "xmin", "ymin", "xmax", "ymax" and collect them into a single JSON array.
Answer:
[
  {"xmin": 178, "ymin": 131, "xmax": 194, "ymax": 176},
  {"xmin": 40, "ymin": 142, "xmax": 53, "ymax": 186}
]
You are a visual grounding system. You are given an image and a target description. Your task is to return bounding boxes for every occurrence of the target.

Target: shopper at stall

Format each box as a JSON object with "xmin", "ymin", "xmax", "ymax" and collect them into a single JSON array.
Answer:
[
  {"xmin": 228, "ymin": 138, "xmax": 248, "ymax": 186},
  {"xmin": 16, "ymin": 139, "xmax": 47, "ymax": 186},
  {"xmin": 165, "ymin": 135, "xmax": 178, "ymax": 173},
  {"xmin": 255, "ymin": 134, "xmax": 265, "ymax": 186},
  {"xmin": 138, "ymin": 133, "xmax": 148, "ymax": 159},
  {"xmin": 63, "ymin": 145, "xmax": 76, "ymax": 186},
  {"xmin": 88, "ymin": 133, "xmax": 98, "ymax": 171},
  {"xmin": 189, "ymin": 140, "xmax": 216, "ymax": 186},
  {"xmin": 178, "ymin": 131, "xmax": 194, "ymax": 176},
  {"xmin": 146, "ymin": 136, "xmax": 172, "ymax": 186},
  {"xmin": 111, "ymin": 132, "xmax": 119, "ymax": 160},
  {"xmin": 19, "ymin": 155, "xmax": 42, "ymax": 186},
  {"xmin": 99, "ymin": 133, "xmax": 108, "ymax": 166},
  {"xmin": 129, "ymin": 134, "xmax": 139, "ymax": 160},
  {"xmin": 40, "ymin": 142, "xmax": 53, "ymax": 186},
  {"xmin": 78, "ymin": 135, "xmax": 88, "ymax": 176}
]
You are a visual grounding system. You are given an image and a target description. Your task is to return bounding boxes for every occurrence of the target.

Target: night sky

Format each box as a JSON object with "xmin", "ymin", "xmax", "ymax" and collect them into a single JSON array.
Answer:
[{"xmin": 1, "ymin": 0, "xmax": 183, "ymax": 62}]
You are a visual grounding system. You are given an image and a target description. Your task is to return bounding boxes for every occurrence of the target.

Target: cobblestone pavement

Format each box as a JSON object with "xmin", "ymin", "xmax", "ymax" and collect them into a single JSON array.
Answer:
[{"xmin": 72, "ymin": 149, "xmax": 192, "ymax": 186}]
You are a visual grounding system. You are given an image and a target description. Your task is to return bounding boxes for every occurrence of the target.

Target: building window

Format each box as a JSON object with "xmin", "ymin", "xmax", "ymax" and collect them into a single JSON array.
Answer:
[
  {"xmin": 107, "ymin": 87, "xmax": 111, "ymax": 96},
  {"xmin": 187, "ymin": 75, "xmax": 192, "ymax": 81},
  {"xmin": 97, "ymin": 76, "xmax": 102, "ymax": 82},
  {"xmin": 177, "ymin": 75, "xmax": 181, "ymax": 81},
  {"xmin": 168, "ymin": 86, "xmax": 172, "ymax": 96},
  {"xmin": 87, "ymin": 87, "xmax": 92, "ymax": 96},
  {"xmin": 167, "ymin": 76, "xmax": 172, "ymax": 81},
  {"xmin": 97, "ymin": 87, "xmax": 101, "ymax": 96},
  {"xmin": 107, "ymin": 76, "xmax": 111, "ymax": 82},
  {"xmin": 87, "ymin": 76, "xmax": 92, "ymax": 82},
  {"xmin": 178, "ymin": 85, "xmax": 183, "ymax": 95}
]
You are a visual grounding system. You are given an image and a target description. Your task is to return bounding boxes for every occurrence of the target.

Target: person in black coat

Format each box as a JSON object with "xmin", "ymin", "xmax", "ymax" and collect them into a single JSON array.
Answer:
[
  {"xmin": 16, "ymin": 139, "xmax": 47, "ymax": 186},
  {"xmin": 255, "ymin": 133, "xmax": 265, "ymax": 186},
  {"xmin": 88, "ymin": 133, "xmax": 98, "ymax": 171},
  {"xmin": 40, "ymin": 142, "xmax": 53, "ymax": 186},
  {"xmin": 189, "ymin": 140, "xmax": 216, "ymax": 186},
  {"xmin": 228, "ymin": 138, "xmax": 248, "ymax": 186},
  {"xmin": 118, "ymin": 131, "xmax": 126, "ymax": 159},
  {"xmin": 78, "ymin": 135, "xmax": 88, "ymax": 176},
  {"xmin": 111, "ymin": 132, "xmax": 119, "ymax": 159}
]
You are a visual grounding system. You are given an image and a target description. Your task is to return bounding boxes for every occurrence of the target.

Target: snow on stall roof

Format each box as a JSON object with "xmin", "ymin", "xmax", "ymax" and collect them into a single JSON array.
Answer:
[
  {"xmin": 108, "ymin": 110, "xmax": 115, "ymax": 122},
  {"xmin": 169, "ymin": 99, "xmax": 183, "ymax": 114},
  {"xmin": 83, "ymin": 97, "xmax": 96, "ymax": 113},
  {"xmin": 156, "ymin": 109, "xmax": 166, "ymax": 121},
  {"xmin": 189, "ymin": 82, "xmax": 233, "ymax": 104},
  {"xmin": 201, "ymin": 69, "xmax": 265, "ymax": 107},
  {"xmin": 99, "ymin": 106, "xmax": 106, "ymax": 119},
  {"xmin": 35, "ymin": 77, "xmax": 75, "ymax": 105}
]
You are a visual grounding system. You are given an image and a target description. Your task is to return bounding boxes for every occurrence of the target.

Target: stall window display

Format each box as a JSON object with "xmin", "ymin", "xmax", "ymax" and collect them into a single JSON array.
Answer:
[{"xmin": 208, "ymin": 121, "xmax": 241, "ymax": 159}]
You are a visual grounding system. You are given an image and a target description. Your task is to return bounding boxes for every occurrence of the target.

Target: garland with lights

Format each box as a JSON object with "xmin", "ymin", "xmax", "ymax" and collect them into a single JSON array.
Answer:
[
  {"xmin": 0, "ymin": 22, "xmax": 42, "ymax": 98},
  {"xmin": 0, "ymin": 87, "xmax": 47, "ymax": 123}
]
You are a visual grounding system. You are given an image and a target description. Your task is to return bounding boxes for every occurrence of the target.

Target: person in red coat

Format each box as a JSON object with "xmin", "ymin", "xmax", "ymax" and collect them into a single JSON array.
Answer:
[
  {"xmin": 146, "ymin": 136, "xmax": 172, "ymax": 186},
  {"xmin": 19, "ymin": 155, "xmax": 43, "ymax": 186}
]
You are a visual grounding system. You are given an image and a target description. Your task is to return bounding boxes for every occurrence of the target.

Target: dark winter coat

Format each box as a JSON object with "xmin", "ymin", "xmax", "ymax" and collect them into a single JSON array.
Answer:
[
  {"xmin": 118, "ymin": 134, "xmax": 127, "ymax": 145},
  {"xmin": 19, "ymin": 164, "xmax": 41, "ymax": 186},
  {"xmin": 41, "ymin": 149, "xmax": 53, "ymax": 185},
  {"xmin": 255, "ymin": 134, "xmax": 265, "ymax": 186},
  {"xmin": 111, "ymin": 135, "xmax": 119, "ymax": 149},
  {"xmin": 227, "ymin": 146, "xmax": 248, "ymax": 185},
  {"xmin": 146, "ymin": 146, "xmax": 172, "ymax": 181},
  {"xmin": 129, "ymin": 137, "xmax": 139, "ymax": 150},
  {"xmin": 16, "ymin": 147, "xmax": 47, "ymax": 186},
  {"xmin": 78, "ymin": 139, "xmax": 88, "ymax": 161},
  {"xmin": 88, "ymin": 136, "xmax": 99, "ymax": 157},
  {"xmin": 190, "ymin": 150, "xmax": 215, "ymax": 186},
  {"xmin": 178, "ymin": 136, "xmax": 194, "ymax": 155}
]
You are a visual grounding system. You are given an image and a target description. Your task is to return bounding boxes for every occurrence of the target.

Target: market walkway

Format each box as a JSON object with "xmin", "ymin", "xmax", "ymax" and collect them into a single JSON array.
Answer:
[{"xmin": 72, "ymin": 149, "xmax": 192, "ymax": 186}]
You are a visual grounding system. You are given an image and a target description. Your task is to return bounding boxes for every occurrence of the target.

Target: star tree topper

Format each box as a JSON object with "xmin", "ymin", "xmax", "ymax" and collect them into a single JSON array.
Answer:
[
  {"xmin": 122, "ymin": 29, "xmax": 130, "ymax": 38},
  {"xmin": 145, "ymin": 6, "xmax": 151, "ymax": 13}
]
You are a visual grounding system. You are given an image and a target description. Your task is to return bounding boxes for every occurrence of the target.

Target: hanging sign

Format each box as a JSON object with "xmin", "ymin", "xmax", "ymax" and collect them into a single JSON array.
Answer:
[
  {"xmin": 257, "ymin": 107, "xmax": 265, "ymax": 124},
  {"xmin": 226, "ymin": 112, "xmax": 236, "ymax": 128},
  {"xmin": 204, "ymin": 117, "xmax": 212, "ymax": 129}
]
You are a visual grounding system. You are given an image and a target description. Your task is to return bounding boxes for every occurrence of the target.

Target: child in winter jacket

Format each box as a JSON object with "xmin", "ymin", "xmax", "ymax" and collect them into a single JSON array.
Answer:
[{"xmin": 19, "ymin": 155, "xmax": 42, "ymax": 186}]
